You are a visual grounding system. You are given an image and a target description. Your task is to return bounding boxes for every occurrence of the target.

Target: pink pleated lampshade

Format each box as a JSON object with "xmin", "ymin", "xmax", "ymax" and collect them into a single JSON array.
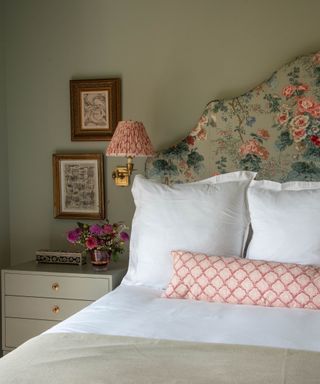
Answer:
[{"xmin": 106, "ymin": 121, "xmax": 155, "ymax": 157}]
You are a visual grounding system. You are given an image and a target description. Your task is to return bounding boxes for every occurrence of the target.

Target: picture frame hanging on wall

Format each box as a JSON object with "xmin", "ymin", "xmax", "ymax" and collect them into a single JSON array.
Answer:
[
  {"xmin": 53, "ymin": 153, "xmax": 105, "ymax": 219},
  {"xmin": 70, "ymin": 78, "xmax": 121, "ymax": 141}
]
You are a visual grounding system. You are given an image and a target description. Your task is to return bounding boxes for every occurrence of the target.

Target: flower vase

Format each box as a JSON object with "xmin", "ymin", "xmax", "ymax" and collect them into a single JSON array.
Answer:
[{"xmin": 89, "ymin": 250, "xmax": 111, "ymax": 271}]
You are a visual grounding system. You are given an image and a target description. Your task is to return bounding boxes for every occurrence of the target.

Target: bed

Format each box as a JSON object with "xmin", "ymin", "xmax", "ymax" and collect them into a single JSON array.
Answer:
[{"xmin": 1, "ymin": 51, "xmax": 320, "ymax": 383}]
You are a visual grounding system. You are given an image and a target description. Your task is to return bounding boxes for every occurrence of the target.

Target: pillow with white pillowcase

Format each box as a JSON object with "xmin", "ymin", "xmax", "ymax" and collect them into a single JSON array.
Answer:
[
  {"xmin": 122, "ymin": 171, "xmax": 256, "ymax": 290},
  {"xmin": 246, "ymin": 179, "xmax": 320, "ymax": 265}
]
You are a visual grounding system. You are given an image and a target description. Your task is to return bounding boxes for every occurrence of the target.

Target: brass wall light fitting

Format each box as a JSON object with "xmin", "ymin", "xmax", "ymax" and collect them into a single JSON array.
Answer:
[{"xmin": 106, "ymin": 121, "xmax": 154, "ymax": 187}]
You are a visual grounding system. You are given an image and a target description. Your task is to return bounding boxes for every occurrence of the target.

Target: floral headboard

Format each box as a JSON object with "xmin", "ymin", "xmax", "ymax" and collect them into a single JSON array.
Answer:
[{"xmin": 146, "ymin": 51, "xmax": 320, "ymax": 183}]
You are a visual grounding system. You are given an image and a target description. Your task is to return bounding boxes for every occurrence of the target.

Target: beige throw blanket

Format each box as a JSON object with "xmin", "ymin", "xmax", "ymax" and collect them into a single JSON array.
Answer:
[{"xmin": 0, "ymin": 333, "xmax": 319, "ymax": 383}]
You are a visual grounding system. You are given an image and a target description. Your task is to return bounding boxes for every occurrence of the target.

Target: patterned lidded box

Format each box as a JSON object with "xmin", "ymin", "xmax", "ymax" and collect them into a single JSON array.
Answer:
[{"xmin": 36, "ymin": 250, "xmax": 86, "ymax": 265}]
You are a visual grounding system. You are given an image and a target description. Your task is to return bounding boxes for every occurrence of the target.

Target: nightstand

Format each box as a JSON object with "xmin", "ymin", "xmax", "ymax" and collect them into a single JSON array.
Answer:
[{"xmin": 1, "ymin": 260, "xmax": 127, "ymax": 355}]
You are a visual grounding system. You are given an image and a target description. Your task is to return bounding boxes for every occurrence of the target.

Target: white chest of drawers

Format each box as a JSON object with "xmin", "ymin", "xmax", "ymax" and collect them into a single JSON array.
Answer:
[{"xmin": 1, "ymin": 260, "xmax": 127, "ymax": 355}]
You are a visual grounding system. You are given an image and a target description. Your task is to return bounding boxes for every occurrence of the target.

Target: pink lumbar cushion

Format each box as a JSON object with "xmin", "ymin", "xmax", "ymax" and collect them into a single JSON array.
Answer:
[{"xmin": 163, "ymin": 251, "xmax": 320, "ymax": 310}]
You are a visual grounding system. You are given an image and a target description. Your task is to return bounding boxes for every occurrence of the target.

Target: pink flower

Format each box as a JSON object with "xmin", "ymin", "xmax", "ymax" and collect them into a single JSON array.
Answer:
[
  {"xmin": 292, "ymin": 128, "xmax": 307, "ymax": 142},
  {"xmin": 257, "ymin": 129, "xmax": 270, "ymax": 139},
  {"xmin": 311, "ymin": 135, "xmax": 320, "ymax": 147},
  {"xmin": 197, "ymin": 127, "xmax": 207, "ymax": 141},
  {"xmin": 191, "ymin": 124, "xmax": 207, "ymax": 141},
  {"xmin": 199, "ymin": 115, "xmax": 208, "ymax": 124},
  {"xmin": 289, "ymin": 114, "xmax": 309, "ymax": 143},
  {"xmin": 239, "ymin": 140, "xmax": 255, "ymax": 156},
  {"xmin": 297, "ymin": 97, "xmax": 315, "ymax": 113},
  {"xmin": 290, "ymin": 114, "xmax": 310, "ymax": 130},
  {"xmin": 296, "ymin": 84, "xmax": 309, "ymax": 91},
  {"xmin": 103, "ymin": 224, "xmax": 113, "ymax": 234},
  {"xmin": 257, "ymin": 147, "xmax": 269, "ymax": 160},
  {"xmin": 239, "ymin": 139, "xmax": 269, "ymax": 160},
  {"xmin": 282, "ymin": 85, "xmax": 295, "ymax": 98},
  {"xmin": 85, "ymin": 236, "xmax": 98, "ymax": 250},
  {"xmin": 277, "ymin": 111, "xmax": 289, "ymax": 125},
  {"xmin": 310, "ymin": 104, "xmax": 320, "ymax": 118}
]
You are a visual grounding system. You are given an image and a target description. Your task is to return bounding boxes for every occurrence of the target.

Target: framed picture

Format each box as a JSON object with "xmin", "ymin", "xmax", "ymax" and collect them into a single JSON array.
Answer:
[
  {"xmin": 53, "ymin": 153, "xmax": 105, "ymax": 219},
  {"xmin": 70, "ymin": 78, "xmax": 121, "ymax": 141}
]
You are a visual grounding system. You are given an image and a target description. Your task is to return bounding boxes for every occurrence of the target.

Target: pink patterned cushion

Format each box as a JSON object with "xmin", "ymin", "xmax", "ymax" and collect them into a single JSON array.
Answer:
[{"xmin": 163, "ymin": 251, "xmax": 320, "ymax": 310}]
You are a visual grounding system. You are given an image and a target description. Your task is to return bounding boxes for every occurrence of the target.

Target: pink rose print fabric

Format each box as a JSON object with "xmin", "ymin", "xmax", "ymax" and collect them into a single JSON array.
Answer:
[
  {"xmin": 146, "ymin": 51, "xmax": 320, "ymax": 183},
  {"xmin": 163, "ymin": 251, "xmax": 320, "ymax": 310}
]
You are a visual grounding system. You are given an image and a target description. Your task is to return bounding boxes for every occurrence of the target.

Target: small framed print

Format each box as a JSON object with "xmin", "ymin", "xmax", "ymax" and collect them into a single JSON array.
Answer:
[
  {"xmin": 70, "ymin": 78, "xmax": 121, "ymax": 141},
  {"xmin": 53, "ymin": 153, "xmax": 105, "ymax": 219}
]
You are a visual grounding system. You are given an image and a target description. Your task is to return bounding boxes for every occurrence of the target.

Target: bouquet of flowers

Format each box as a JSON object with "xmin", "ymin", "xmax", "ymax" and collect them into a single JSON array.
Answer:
[{"xmin": 67, "ymin": 221, "xmax": 129, "ymax": 262}]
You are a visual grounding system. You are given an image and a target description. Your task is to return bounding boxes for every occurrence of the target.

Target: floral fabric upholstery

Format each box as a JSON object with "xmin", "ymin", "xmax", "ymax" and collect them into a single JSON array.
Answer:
[{"xmin": 146, "ymin": 51, "xmax": 320, "ymax": 183}]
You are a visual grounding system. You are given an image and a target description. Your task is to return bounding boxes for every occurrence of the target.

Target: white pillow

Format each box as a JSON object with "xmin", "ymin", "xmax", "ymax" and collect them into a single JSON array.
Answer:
[
  {"xmin": 246, "ymin": 180, "xmax": 320, "ymax": 265},
  {"xmin": 122, "ymin": 171, "xmax": 256, "ymax": 289}
]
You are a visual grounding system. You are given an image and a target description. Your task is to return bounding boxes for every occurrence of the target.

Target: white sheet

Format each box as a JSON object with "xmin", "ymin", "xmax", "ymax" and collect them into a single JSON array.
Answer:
[
  {"xmin": 47, "ymin": 284, "xmax": 320, "ymax": 351},
  {"xmin": 48, "ymin": 283, "xmax": 320, "ymax": 352}
]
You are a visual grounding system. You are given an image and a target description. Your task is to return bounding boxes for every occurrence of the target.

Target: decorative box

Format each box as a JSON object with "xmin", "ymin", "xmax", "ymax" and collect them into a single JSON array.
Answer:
[{"xmin": 35, "ymin": 250, "xmax": 86, "ymax": 265}]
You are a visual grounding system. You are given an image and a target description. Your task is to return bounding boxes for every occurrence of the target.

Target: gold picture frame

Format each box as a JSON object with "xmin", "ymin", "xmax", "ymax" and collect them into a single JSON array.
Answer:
[
  {"xmin": 70, "ymin": 78, "xmax": 121, "ymax": 141},
  {"xmin": 53, "ymin": 153, "xmax": 105, "ymax": 219}
]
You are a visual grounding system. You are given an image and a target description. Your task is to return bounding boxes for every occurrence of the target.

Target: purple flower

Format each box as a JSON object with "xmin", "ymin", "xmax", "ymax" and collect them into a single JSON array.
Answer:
[
  {"xmin": 85, "ymin": 236, "xmax": 98, "ymax": 250},
  {"xmin": 67, "ymin": 228, "xmax": 82, "ymax": 244},
  {"xmin": 120, "ymin": 231, "xmax": 129, "ymax": 242},
  {"xmin": 89, "ymin": 224, "xmax": 104, "ymax": 236},
  {"xmin": 103, "ymin": 224, "xmax": 113, "ymax": 234},
  {"xmin": 97, "ymin": 238, "xmax": 105, "ymax": 247}
]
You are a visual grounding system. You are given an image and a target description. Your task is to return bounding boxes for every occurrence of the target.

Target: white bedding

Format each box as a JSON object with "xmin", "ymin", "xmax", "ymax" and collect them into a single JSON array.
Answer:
[{"xmin": 48, "ymin": 283, "xmax": 320, "ymax": 352}]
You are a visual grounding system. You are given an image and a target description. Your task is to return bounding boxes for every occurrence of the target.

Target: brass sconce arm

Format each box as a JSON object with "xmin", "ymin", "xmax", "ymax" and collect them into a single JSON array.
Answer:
[{"xmin": 112, "ymin": 157, "xmax": 134, "ymax": 187}]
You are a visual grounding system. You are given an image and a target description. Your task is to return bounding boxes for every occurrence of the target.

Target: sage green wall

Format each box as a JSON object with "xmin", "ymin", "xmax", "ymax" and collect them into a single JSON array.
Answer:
[
  {"xmin": 0, "ymin": 0, "xmax": 10, "ymax": 269},
  {"xmin": 4, "ymin": 0, "xmax": 320, "ymax": 264},
  {"xmin": 0, "ymin": 0, "xmax": 9, "ymax": 353}
]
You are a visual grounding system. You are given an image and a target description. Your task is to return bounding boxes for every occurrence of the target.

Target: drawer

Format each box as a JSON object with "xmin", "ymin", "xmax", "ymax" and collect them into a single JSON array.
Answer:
[
  {"xmin": 5, "ymin": 296, "xmax": 92, "ymax": 321},
  {"xmin": 5, "ymin": 318, "xmax": 58, "ymax": 349},
  {"xmin": 4, "ymin": 273, "xmax": 110, "ymax": 300}
]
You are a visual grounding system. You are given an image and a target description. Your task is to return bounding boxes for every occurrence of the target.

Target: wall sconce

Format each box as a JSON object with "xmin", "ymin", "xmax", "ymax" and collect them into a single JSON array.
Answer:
[{"xmin": 106, "ymin": 120, "xmax": 155, "ymax": 186}]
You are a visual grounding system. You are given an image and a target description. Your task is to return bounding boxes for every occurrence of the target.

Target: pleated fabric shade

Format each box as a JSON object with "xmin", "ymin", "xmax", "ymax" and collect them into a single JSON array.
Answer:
[{"xmin": 106, "ymin": 121, "xmax": 154, "ymax": 157}]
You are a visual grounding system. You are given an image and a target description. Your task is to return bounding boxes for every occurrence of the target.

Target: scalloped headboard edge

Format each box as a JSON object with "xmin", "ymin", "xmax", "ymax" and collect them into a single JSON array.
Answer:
[{"xmin": 146, "ymin": 51, "xmax": 320, "ymax": 184}]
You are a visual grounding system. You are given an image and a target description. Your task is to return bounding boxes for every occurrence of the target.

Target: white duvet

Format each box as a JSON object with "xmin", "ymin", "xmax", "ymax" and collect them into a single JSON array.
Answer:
[{"xmin": 48, "ymin": 283, "xmax": 320, "ymax": 352}]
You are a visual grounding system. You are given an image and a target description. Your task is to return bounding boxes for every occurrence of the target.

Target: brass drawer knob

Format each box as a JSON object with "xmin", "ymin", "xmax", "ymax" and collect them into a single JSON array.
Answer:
[
  {"xmin": 52, "ymin": 282, "xmax": 60, "ymax": 291},
  {"xmin": 52, "ymin": 305, "xmax": 60, "ymax": 314}
]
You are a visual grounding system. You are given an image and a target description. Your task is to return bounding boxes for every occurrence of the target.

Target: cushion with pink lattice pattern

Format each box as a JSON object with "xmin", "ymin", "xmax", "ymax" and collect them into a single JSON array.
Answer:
[{"xmin": 163, "ymin": 251, "xmax": 320, "ymax": 310}]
